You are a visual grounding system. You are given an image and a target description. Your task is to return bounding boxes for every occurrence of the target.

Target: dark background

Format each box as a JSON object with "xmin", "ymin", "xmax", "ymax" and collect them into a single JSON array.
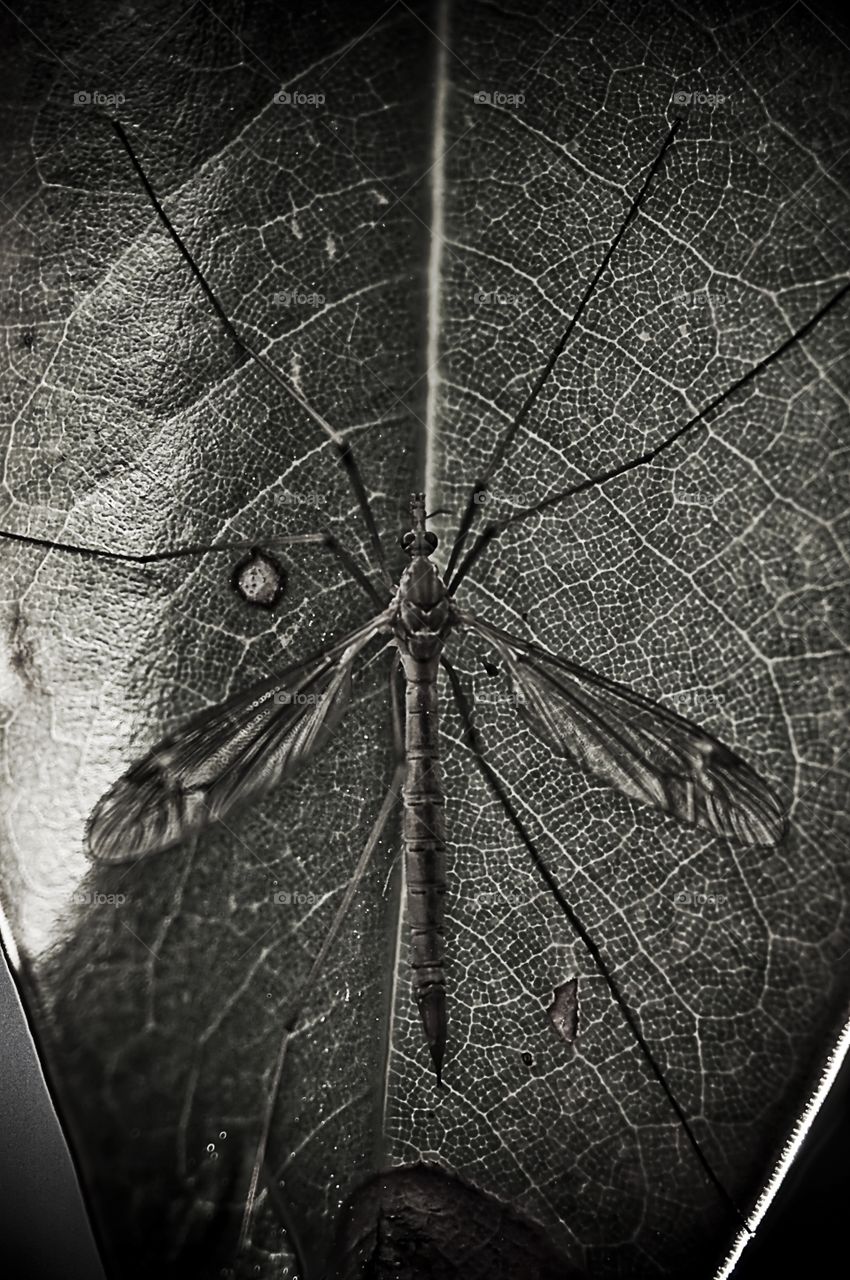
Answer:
[{"xmin": 735, "ymin": 1038, "xmax": 849, "ymax": 1278}]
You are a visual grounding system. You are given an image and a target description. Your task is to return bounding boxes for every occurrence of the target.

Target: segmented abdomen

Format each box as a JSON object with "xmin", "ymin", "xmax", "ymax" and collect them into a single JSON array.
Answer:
[{"xmin": 400, "ymin": 651, "xmax": 447, "ymax": 1079}]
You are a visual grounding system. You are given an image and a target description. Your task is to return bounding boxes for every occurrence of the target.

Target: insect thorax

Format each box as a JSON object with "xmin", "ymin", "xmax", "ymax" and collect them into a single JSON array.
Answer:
[{"xmin": 393, "ymin": 559, "xmax": 454, "ymax": 662}]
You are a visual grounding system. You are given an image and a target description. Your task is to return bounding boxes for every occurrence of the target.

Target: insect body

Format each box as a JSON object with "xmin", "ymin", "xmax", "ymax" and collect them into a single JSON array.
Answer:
[{"xmin": 393, "ymin": 496, "xmax": 457, "ymax": 1079}]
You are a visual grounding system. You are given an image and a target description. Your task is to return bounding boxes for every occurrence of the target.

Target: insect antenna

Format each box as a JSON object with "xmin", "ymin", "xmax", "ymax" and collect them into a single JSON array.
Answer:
[
  {"xmin": 441, "ymin": 654, "xmax": 748, "ymax": 1231},
  {"xmin": 444, "ymin": 119, "xmax": 683, "ymax": 583},
  {"xmin": 449, "ymin": 277, "xmax": 850, "ymax": 593},
  {"xmin": 107, "ymin": 117, "xmax": 392, "ymax": 587}
]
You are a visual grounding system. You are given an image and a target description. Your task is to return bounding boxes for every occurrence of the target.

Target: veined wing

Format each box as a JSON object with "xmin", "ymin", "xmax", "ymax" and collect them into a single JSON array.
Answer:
[
  {"xmin": 464, "ymin": 614, "xmax": 786, "ymax": 847},
  {"xmin": 87, "ymin": 611, "xmax": 392, "ymax": 862}
]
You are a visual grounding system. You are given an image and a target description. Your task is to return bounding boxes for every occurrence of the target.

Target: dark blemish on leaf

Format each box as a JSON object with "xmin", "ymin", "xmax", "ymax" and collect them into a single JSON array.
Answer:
[
  {"xmin": 20, "ymin": 329, "xmax": 35, "ymax": 350},
  {"xmin": 6, "ymin": 601, "xmax": 39, "ymax": 691},
  {"xmin": 520, "ymin": 610, "xmax": 529, "ymax": 623},
  {"xmin": 482, "ymin": 659, "xmax": 500, "ymax": 677},
  {"xmin": 232, "ymin": 548, "xmax": 286, "ymax": 609},
  {"xmin": 548, "ymin": 978, "xmax": 579, "ymax": 1044},
  {"xmin": 522, "ymin": 1051, "xmax": 534, "ymax": 1067}
]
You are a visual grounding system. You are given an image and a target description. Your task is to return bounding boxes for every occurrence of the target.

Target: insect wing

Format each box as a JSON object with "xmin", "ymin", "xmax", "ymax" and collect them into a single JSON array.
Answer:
[
  {"xmin": 86, "ymin": 615, "xmax": 389, "ymax": 862},
  {"xmin": 468, "ymin": 617, "xmax": 786, "ymax": 847}
]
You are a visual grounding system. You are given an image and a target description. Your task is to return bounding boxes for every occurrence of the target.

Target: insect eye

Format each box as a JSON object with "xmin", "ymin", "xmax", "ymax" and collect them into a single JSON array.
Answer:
[
  {"xmin": 400, "ymin": 531, "xmax": 416, "ymax": 550},
  {"xmin": 423, "ymin": 531, "xmax": 438, "ymax": 550}
]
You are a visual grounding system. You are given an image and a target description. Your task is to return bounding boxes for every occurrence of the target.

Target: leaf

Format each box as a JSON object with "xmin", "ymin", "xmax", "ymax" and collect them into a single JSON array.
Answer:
[
  {"xmin": 1, "ymin": 2, "xmax": 849, "ymax": 1279},
  {"xmin": 329, "ymin": 1165, "xmax": 580, "ymax": 1279}
]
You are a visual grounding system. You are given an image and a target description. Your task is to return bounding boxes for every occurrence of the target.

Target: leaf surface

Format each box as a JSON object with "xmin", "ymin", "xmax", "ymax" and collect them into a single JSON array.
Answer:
[{"xmin": 1, "ymin": 2, "xmax": 849, "ymax": 1278}]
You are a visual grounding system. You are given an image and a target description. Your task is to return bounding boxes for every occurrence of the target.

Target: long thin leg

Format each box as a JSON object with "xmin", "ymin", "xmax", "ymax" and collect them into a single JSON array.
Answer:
[
  {"xmin": 107, "ymin": 117, "xmax": 391, "ymax": 586},
  {"xmin": 441, "ymin": 655, "xmax": 745, "ymax": 1229},
  {"xmin": 444, "ymin": 120, "xmax": 683, "ymax": 582},
  {"xmin": 1, "ymin": 526, "xmax": 385, "ymax": 610},
  {"xmin": 238, "ymin": 734, "xmax": 405, "ymax": 1255},
  {"xmin": 0, "ymin": 527, "xmax": 261, "ymax": 565},
  {"xmin": 303, "ymin": 532, "xmax": 386, "ymax": 610},
  {"xmin": 449, "ymin": 277, "xmax": 850, "ymax": 593}
]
